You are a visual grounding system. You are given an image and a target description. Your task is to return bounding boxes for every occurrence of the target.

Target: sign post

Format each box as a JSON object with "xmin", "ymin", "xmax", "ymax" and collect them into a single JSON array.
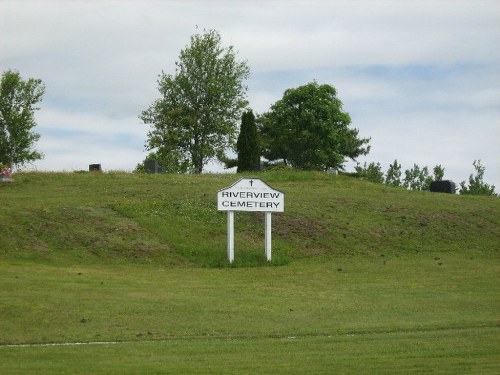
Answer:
[
  {"xmin": 227, "ymin": 210, "xmax": 235, "ymax": 263},
  {"xmin": 217, "ymin": 178, "xmax": 284, "ymax": 263},
  {"xmin": 265, "ymin": 211, "xmax": 272, "ymax": 261}
]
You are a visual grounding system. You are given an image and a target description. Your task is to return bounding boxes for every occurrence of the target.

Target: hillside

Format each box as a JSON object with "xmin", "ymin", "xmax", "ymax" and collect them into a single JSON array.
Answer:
[
  {"xmin": 1, "ymin": 171, "xmax": 499, "ymax": 267},
  {"xmin": 1, "ymin": 171, "xmax": 499, "ymax": 374}
]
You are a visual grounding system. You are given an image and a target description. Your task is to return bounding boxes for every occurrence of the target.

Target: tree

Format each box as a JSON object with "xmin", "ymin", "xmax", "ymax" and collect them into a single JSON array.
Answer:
[
  {"xmin": 385, "ymin": 159, "xmax": 402, "ymax": 187},
  {"xmin": 355, "ymin": 162, "xmax": 384, "ymax": 183},
  {"xmin": 140, "ymin": 29, "xmax": 250, "ymax": 173},
  {"xmin": 459, "ymin": 160, "xmax": 496, "ymax": 196},
  {"xmin": 0, "ymin": 70, "xmax": 45, "ymax": 168},
  {"xmin": 433, "ymin": 165, "xmax": 445, "ymax": 181},
  {"xmin": 403, "ymin": 164, "xmax": 433, "ymax": 191},
  {"xmin": 259, "ymin": 82, "xmax": 370, "ymax": 171},
  {"xmin": 401, "ymin": 164, "xmax": 446, "ymax": 191},
  {"xmin": 236, "ymin": 110, "xmax": 260, "ymax": 172}
]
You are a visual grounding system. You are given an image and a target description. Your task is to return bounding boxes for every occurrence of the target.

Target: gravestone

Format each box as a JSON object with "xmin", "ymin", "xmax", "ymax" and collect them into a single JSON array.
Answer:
[
  {"xmin": 1, "ymin": 167, "xmax": 14, "ymax": 182},
  {"xmin": 144, "ymin": 159, "xmax": 165, "ymax": 174},
  {"xmin": 430, "ymin": 180, "xmax": 456, "ymax": 194},
  {"xmin": 0, "ymin": 176, "xmax": 14, "ymax": 183},
  {"xmin": 89, "ymin": 164, "xmax": 102, "ymax": 172}
]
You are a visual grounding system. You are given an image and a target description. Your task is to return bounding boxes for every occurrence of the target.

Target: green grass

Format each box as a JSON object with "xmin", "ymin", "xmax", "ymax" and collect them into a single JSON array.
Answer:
[
  {"xmin": 0, "ymin": 171, "xmax": 499, "ymax": 373},
  {"xmin": 1, "ymin": 171, "xmax": 498, "ymax": 266}
]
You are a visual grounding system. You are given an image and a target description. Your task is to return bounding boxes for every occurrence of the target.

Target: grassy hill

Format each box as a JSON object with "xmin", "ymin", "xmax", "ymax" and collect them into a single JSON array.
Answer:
[
  {"xmin": 1, "ymin": 171, "xmax": 499, "ymax": 374},
  {"xmin": 1, "ymin": 171, "xmax": 498, "ymax": 266}
]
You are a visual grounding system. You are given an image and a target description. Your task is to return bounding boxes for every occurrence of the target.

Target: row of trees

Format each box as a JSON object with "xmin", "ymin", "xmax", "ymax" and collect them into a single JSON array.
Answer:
[
  {"xmin": 1, "ymin": 28, "xmax": 497, "ymax": 199},
  {"xmin": 355, "ymin": 159, "xmax": 497, "ymax": 196},
  {"xmin": 355, "ymin": 160, "xmax": 444, "ymax": 191},
  {"xmin": 138, "ymin": 29, "xmax": 496, "ymax": 197},
  {"xmin": 140, "ymin": 29, "xmax": 369, "ymax": 174}
]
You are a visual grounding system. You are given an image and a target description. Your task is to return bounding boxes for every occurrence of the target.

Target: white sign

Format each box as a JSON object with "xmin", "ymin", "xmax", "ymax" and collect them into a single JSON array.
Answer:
[
  {"xmin": 217, "ymin": 178, "xmax": 285, "ymax": 263},
  {"xmin": 217, "ymin": 178, "xmax": 284, "ymax": 212}
]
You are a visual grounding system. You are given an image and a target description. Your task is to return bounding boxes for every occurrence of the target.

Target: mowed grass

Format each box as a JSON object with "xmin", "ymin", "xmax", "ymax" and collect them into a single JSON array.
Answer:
[
  {"xmin": 1, "ymin": 256, "xmax": 498, "ymax": 374},
  {"xmin": 0, "ymin": 171, "xmax": 499, "ymax": 373}
]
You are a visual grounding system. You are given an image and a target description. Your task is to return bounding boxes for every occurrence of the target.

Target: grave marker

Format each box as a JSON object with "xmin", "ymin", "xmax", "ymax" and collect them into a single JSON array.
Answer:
[{"xmin": 430, "ymin": 180, "xmax": 456, "ymax": 194}]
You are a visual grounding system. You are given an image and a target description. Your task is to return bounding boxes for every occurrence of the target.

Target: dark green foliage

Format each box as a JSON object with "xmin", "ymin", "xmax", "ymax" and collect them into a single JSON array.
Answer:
[
  {"xmin": 237, "ymin": 110, "xmax": 260, "ymax": 172},
  {"xmin": 140, "ymin": 29, "xmax": 250, "ymax": 173},
  {"xmin": 259, "ymin": 82, "xmax": 370, "ymax": 171},
  {"xmin": 0, "ymin": 70, "xmax": 45, "ymax": 168},
  {"xmin": 459, "ymin": 160, "xmax": 496, "ymax": 196}
]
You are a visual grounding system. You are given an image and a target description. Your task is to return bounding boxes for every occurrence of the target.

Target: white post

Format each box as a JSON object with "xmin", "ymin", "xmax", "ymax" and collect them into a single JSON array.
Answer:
[
  {"xmin": 227, "ymin": 211, "xmax": 235, "ymax": 263},
  {"xmin": 265, "ymin": 211, "xmax": 272, "ymax": 261}
]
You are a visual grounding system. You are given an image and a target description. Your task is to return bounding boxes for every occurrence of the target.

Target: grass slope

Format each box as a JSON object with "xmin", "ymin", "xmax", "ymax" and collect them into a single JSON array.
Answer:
[
  {"xmin": 0, "ymin": 171, "xmax": 499, "ymax": 374},
  {"xmin": 1, "ymin": 171, "xmax": 498, "ymax": 266}
]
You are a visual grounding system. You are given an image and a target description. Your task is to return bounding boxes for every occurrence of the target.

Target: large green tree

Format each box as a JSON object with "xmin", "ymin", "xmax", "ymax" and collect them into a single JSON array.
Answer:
[
  {"xmin": 237, "ymin": 110, "xmax": 260, "ymax": 172},
  {"xmin": 140, "ymin": 29, "xmax": 250, "ymax": 173},
  {"xmin": 259, "ymin": 82, "xmax": 370, "ymax": 171},
  {"xmin": 0, "ymin": 70, "xmax": 45, "ymax": 168}
]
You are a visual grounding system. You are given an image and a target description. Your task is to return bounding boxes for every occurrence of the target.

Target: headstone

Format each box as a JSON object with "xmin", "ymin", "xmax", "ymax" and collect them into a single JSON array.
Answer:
[
  {"xmin": 0, "ymin": 176, "xmax": 14, "ymax": 183},
  {"xmin": 1, "ymin": 167, "xmax": 14, "ymax": 182},
  {"xmin": 89, "ymin": 164, "xmax": 102, "ymax": 172},
  {"xmin": 430, "ymin": 180, "xmax": 456, "ymax": 194},
  {"xmin": 144, "ymin": 159, "xmax": 165, "ymax": 173}
]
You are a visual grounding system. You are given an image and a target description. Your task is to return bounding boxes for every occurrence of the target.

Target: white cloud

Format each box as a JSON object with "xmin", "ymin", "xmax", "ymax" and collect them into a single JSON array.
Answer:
[
  {"xmin": 33, "ymin": 132, "xmax": 147, "ymax": 172},
  {"xmin": 1, "ymin": 0, "xmax": 499, "ymax": 189}
]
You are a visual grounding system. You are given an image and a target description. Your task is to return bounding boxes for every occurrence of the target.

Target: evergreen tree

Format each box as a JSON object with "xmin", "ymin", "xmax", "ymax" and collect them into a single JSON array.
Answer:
[{"xmin": 236, "ymin": 110, "xmax": 260, "ymax": 172}]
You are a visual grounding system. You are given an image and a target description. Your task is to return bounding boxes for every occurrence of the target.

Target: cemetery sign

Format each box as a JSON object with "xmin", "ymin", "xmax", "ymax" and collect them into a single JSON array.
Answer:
[
  {"xmin": 217, "ymin": 178, "xmax": 284, "ymax": 212},
  {"xmin": 217, "ymin": 178, "xmax": 285, "ymax": 263}
]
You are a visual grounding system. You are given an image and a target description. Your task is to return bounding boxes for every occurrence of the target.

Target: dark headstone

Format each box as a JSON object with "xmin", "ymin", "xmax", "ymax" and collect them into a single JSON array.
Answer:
[
  {"xmin": 430, "ymin": 180, "xmax": 456, "ymax": 194},
  {"xmin": 144, "ymin": 159, "xmax": 165, "ymax": 173},
  {"xmin": 89, "ymin": 164, "xmax": 102, "ymax": 172}
]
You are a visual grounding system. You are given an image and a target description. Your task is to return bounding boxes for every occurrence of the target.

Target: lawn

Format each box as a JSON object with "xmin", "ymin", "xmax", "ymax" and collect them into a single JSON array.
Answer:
[
  {"xmin": 0, "ymin": 171, "xmax": 498, "ymax": 373},
  {"xmin": 1, "ymin": 254, "xmax": 498, "ymax": 374}
]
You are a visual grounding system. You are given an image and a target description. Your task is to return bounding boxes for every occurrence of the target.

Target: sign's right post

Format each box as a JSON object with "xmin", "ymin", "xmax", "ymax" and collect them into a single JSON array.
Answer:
[{"xmin": 265, "ymin": 211, "xmax": 272, "ymax": 261}]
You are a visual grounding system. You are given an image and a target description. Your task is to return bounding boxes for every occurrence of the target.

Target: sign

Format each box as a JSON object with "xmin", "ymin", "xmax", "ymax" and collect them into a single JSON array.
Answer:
[
  {"xmin": 217, "ymin": 178, "xmax": 285, "ymax": 263},
  {"xmin": 217, "ymin": 178, "xmax": 284, "ymax": 212}
]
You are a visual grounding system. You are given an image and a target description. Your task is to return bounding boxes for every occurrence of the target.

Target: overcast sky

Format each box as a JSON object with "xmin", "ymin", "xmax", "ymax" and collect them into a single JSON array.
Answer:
[{"xmin": 1, "ymin": 0, "xmax": 499, "ymax": 189}]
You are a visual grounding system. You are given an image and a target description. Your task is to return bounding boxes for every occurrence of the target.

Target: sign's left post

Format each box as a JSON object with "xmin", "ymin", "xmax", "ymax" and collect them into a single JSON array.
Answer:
[{"xmin": 227, "ymin": 210, "xmax": 235, "ymax": 263}]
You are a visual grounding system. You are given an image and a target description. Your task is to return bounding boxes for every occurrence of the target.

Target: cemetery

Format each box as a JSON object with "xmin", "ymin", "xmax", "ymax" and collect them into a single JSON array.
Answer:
[{"xmin": 0, "ymin": 171, "xmax": 498, "ymax": 374}]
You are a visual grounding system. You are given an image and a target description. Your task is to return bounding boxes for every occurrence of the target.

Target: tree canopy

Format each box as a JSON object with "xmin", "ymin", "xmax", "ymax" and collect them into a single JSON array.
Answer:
[
  {"xmin": 140, "ymin": 29, "xmax": 250, "ymax": 173},
  {"xmin": 0, "ymin": 70, "xmax": 45, "ymax": 168},
  {"xmin": 258, "ymin": 82, "xmax": 370, "ymax": 171}
]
